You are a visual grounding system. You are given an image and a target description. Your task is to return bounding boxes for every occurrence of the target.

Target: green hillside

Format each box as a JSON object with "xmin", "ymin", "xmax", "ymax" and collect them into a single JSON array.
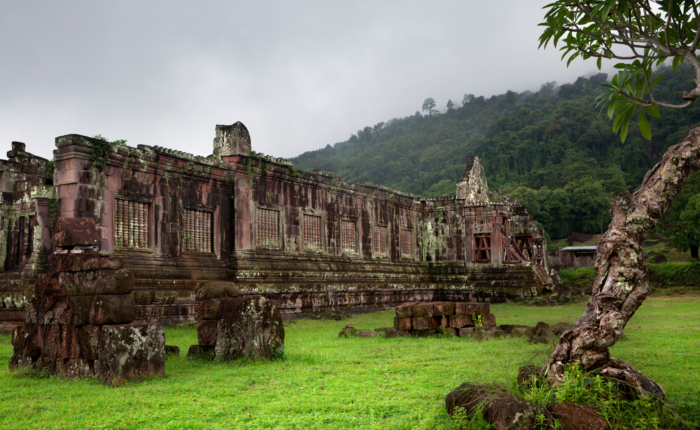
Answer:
[{"xmin": 291, "ymin": 65, "xmax": 700, "ymax": 240}]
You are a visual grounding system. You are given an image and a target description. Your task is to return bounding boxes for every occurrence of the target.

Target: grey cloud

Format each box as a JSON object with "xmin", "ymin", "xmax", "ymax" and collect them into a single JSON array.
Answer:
[{"xmin": 0, "ymin": 1, "xmax": 617, "ymax": 160}]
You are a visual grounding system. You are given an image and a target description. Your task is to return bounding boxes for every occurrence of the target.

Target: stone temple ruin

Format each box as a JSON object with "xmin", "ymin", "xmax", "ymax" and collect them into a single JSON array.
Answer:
[{"xmin": 0, "ymin": 122, "xmax": 552, "ymax": 334}]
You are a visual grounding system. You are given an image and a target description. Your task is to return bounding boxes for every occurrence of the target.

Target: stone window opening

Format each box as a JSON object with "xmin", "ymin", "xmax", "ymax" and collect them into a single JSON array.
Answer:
[
  {"xmin": 373, "ymin": 225, "xmax": 387, "ymax": 255},
  {"xmin": 303, "ymin": 214, "xmax": 322, "ymax": 251},
  {"xmin": 256, "ymin": 207, "xmax": 279, "ymax": 248},
  {"xmin": 341, "ymin": 220, "xmax": 357, "ymax": 254},
  {"xmin": 474, "ymin": 234, "xmax": 491, "ymax": 263},
  {"xmin": 400, "ymin": 229, "xmax": 412, "ymax": 257},
  {"xmin": 184, "ymin": 209, "xmax": 212, "ymax": 252},
  {"xmin": 115, "ymin": 199, "xmax": 149, "ymax": 249}
]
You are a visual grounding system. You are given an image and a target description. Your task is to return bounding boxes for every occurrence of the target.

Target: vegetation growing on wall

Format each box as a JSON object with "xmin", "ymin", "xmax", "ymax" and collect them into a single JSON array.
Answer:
[{"xmin": 90, "ymin": 135, "xmax": 128, "ymax": 170}]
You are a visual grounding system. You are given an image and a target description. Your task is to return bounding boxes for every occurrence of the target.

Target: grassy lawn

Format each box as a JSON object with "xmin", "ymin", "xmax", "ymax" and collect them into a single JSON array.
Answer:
[{"xmin": 1, "ymin": 295, "xmax": 699, "ymax": 429}]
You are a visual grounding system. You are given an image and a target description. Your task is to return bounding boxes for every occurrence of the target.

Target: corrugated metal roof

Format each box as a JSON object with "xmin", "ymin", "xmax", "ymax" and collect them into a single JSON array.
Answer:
[{"xmin": 560, "ymin": 246, "xmax": 597, "ymax": 252}]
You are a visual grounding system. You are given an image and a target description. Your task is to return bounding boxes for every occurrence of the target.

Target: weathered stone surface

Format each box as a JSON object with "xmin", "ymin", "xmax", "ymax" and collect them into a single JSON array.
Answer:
[
  {"xmin": 449, "ymin": 314, "xmax": 474, "ymax": 328},
  {"xmin": 51, "ymin": 217, "xmax": 99, "ymax": 248},
  {"xmin": 483, "ymin": 395, "xmax": 543, "ymax": 430},
  {"xmin": 412, "ymin": 303, "xmax": 434, "ymax": 318},
  {"xmin": 445, "ymin": 382, "xmax": 493, "ymax": 415},
  {"xmin": 186, "ymin": 344, "xmax": 215, "ymax": 360},
  {"xmin": 500, "ymin": 325, "xmax": 534, "ymax": 337},
  {"xmin": 198, "ymin": 297, "xmax": 246, "ymax": 320},
  {"xmin": 355, "ymin": 330, "xmax": 375, "ymax": 338},
  {"xmin": 214, "ymin": 295, "xmax": 284, "ymax": 361},
  {"xmin": 58, "ymin": 270, "xmax": 134, "ymax": 296},
  {"xmin": 165, "ymin": 345, "xmax": 180, "ymax": 355},
  {"xmin": 395, "ymin": 302, "xmax": 414, "ymax": 318},
  {"xmin": 396, "ymin": 317, "xmax": 412, "ymax": 331},
  {"xmin": 415, "ymin": 329, "xmax": 436, "ymax": 337},
  {"xmin": 197, "ymin": 319, "xmax": 219, "ymax": 345},
  {"xmin": 458, "ymin": 327, "xmax": 475, "ymax": 337},
  {"xmin": 529, "ymin": 322, "xmax": 554, "ymax": 344},
  {"xmin": 9, "ymin": 324, "xmax": 39, "ymax": 369},
  {"xmin": 482, "ymin": 313, "xmax": 496, "ymax": 326},
  {"xmin": 412, "ymin": 316, "xmax": 437, "ymax": 330},
  {"xmin": 433, "ymin": 302, "xmax": 455, "ymax": 316},
  {"xmin": 59, "ymin": 359, "xmax": 94, "ymax": 379},
  {"xmin": 67, "ymin": 294, "xmax": 136, "ymax": 326},
  {"xmin": 385, "ymin": 328, "xmax": 411, "ymax": 338},
  {"xmin": 444, "ymin": 327, "xmax": 457, "ymax": 336},
  {"xmin": 548, "ymin": 403, "xmax": 609, "ymax": 430},
  {"xmin": 455, "ymin": 302, "xmax": 490, "ymax": 316},
  {"xmin": 338, "ymin": 324, "xmax": 357, "ymax": 338},
  {"xmin": 194, "ymin": 281, "xmax": 240, "ymax": 301},
  {"xmin": 473, "ymin": 326, "xmax": 505, "ymax": 341},
  {"xmin": 95, "ymin": 324, "xmax": 165, "ymax": 383},
  {"xmin": 516, "ymin": 365, "xmax": 543, "ymax": 388},
  {"xmin": 49, "ymin": 252, "xmax": 124, "ymax": 272},
  {"xmin": 26, "ymin": 296, "xmax": 71, "ymax": 325}
]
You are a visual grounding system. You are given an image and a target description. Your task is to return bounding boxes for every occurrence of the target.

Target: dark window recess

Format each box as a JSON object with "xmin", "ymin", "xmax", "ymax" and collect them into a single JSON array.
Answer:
[
  {"xmin": 474, "ymin": 234, "xmax": 491, "ymax": 263},
  {"xmin": 400, "ymin": 230, "xmax": 412, "ymax": 256},
  {"xmin": 304, "ymin": 214, "xmax": 322, "ymax": 250},
  {"xmin": 373, "ymin": 225, "xmax": 387, "ymax": 255},
  {"xmin": 257, "ymin": 208, "xmax": 279, "ymax": 248},
  {"xmin": 341, "ymin": 220, "xmax": 356, "ymax": 253},
  {"xmin": 184, "ymin": 209, "xmax": 212, "ymax": 252},
  {"xmin": 115, "ymin": 200, "xmax": 149, "ymax": 249}
]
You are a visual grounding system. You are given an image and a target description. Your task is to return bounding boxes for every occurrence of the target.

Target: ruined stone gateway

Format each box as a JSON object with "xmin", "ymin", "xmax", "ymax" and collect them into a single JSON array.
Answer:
[{"xmin": 0, "ymin": 122, "xmax": 552, "ymax": 331}]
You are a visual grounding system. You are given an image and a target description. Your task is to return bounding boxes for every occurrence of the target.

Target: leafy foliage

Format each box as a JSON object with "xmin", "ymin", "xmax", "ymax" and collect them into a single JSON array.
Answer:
[
  {"xmin": 539, "ymin": 0, "xmax": 700, "ymax": 142},
  {"xmin": 657, "ymin": 171, "xmax": 700, "ymax": 257},
  {"xmin": 90, "ymin": 135, "xmax": 128, "ymax": 170},
  {"xmin": 292, "ymin": 65, "xmax": 700, "ymax": 240}
]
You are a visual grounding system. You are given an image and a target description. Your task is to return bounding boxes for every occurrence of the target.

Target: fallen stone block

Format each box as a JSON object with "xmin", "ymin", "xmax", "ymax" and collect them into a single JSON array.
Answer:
[
  {"xmin": 458, "ymin": 327, "xmax": 475, "ymax": 337},
  {"xmin": 499, "ymin": 325, "xmax": 533, "ymax": 337},
  {"xmin": 51, "ymin": 217, "xmax": 99, "ymax": 248},
  {"xmin": 412, "ymin": 303, "xmax": 434, "ymax": 318},
  {"xmin": 473, "ymin": 327, "xmax": 505, "ymax": 341},
  {"xmin": 338, "ymin": 324, "xmax": 357, "ymax": 338},
  {"xmin": 194, "ymin": 281, "xmax": 240, "ymax": 301},
  {"xmin": 481, "ymin": 313, "xmax": 496, "ymax": 326},
  {"xmin": 355, "ymin": 330, "xmax": 375, "ymax": 338},
  {"xmin": 215, "ymin": 295, "xmax": 285, "ymax": 361},
  {"xmin": 445, "ymin": 382, "xmax": 494, "ymax": 415},
  {"xmin": 415, "ymin": 329, "xmax": 436, "ymax": 337},
  {"xmin": 385, "ymin": 329, "xmax": 411, "ymax": 338},
  {"xmin": 187, "ymin": 345, "xmax": 216, "ymax": 360},
  {"xmin": 449, "ymin": 314, "xmax": 474, "ymax": 328},
  {"xmin": 529, "ymin": 322, "xmax": 554, "ymax": 344},
  {"xmin": 455, "ymin": 302, "xmax": 489, "ymax": 316},
  {"xmin": 50, "ymin": 252, "xmax": 124, "ymax": 272},
  {"xmin": 433, "ymin": 302, "xmax": 455, "ymax": 316},
  {"xmin": 516, "ymin": 365, "xmax": 543, "ymax": 388},
  {"xmin": 412, "ymin": 316, "xmax": 437, "ymax": 330},
  {"xmin": 444, "ymin": 327, "xmax": 457, "ymax": 336},
  {"xmin": 483, "ymin": 395, "xmax": 542, "ymax": 430},
  {"xmin": 95, "ymin": 324, "xmax": 165, "ymax": 383},
  {"xmin": 395, "ymin": 302, "xmax": 414, "ymax": 318},
  {"xmin": 548, "ymin": 402, "xmax": 609, "ymax": 430},
  {"xmin": 58, "ymin": 270, "xmax": 134, "ymax": 296},
  {"xmin": 395, "ymin": 317, "xmax": 412, "ymax": 331},
  {"xmin": 197, "ymin": 297, "xmax": 245, "ymax": 320},
  {"xmin": 165, "ymin": 345, "xmax": 180, "ymax": 356}
]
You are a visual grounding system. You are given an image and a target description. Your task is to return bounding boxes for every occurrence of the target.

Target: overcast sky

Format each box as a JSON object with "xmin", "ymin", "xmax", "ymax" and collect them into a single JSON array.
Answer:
[{"xmin": 0, "ymin": 1, "xmax": 617, "ymax": 160}]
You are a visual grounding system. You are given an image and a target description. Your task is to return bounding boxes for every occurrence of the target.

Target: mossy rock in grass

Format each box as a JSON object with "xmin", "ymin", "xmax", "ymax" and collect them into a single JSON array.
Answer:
[
  {"xmin": 473, "ymin": 326, "xmax": 504, "ymax": 341},
  {"xmin": 187, "ymin": 345, "xmax": 215, "ymax": 360},
  {"xmin": 529, "ymin": 322, "xmax": 554, "ymax": 344},
  {"xmin": 548, "ymin": 403, "xmax": 609, "ymax": 430},
  {"xmin": 338, "ymin": 325, "xmax": 356, "ymax": 338}
]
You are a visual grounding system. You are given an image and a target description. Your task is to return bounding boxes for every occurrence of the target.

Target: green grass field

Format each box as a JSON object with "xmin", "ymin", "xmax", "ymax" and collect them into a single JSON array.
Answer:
[{"xmin": 1, "ymin": 295, "xmax": 699, "ymax": 429}]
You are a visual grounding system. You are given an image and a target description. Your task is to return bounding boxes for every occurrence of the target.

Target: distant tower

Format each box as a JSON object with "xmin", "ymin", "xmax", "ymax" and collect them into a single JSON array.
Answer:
[
  {"xmin": 213, "ymin": 122, "xmax": 251, "ymax": 157},
  {"xmin": 456, "ymin": 156, "xmax": 490, "ymax": 205}
]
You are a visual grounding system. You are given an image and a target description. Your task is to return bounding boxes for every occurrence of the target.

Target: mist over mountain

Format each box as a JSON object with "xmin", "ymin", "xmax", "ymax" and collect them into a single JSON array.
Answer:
[{"xmin": 290, "ymin": 65, "xmax": 700, "ymax": 240}]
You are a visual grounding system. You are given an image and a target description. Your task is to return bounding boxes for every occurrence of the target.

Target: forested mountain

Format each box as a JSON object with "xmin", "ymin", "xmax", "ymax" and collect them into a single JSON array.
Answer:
[{"xmin": 290, "ymin": 65, "xmax": 700, "ymax": 240}]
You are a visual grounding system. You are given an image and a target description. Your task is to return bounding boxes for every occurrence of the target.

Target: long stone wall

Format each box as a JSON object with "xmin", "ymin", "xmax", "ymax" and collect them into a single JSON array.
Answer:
[{"xmin": 0, "ymin": 123, "xmax": 552, "ymax": 330}]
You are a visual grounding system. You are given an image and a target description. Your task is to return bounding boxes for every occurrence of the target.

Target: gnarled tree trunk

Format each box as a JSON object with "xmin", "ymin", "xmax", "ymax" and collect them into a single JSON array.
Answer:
[{"xmin": 545, "ymin": 127, "xmax": 700, "ymax": 396}]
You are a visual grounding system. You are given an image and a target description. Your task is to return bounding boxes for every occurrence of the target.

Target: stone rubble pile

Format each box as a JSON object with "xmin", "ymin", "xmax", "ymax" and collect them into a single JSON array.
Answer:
[
  {"xmin": 188, "ymin": 282, "xmax": 285, "ymax": 360},
  {"xmin": 393, "ymin": 301, "xmax": 498, "ymax": 337},
  {"xmin": 9, "ymin": 218, "xmax": 165, "ymax": 383}
]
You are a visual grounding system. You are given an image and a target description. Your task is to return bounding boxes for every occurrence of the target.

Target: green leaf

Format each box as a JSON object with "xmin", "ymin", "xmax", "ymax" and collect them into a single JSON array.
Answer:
[
  {"xmin": 597, "ymin": 57, "xmax": 602, "ymax": 70},
  {"xmin": 643, "ymin": 104, "xmax": 661, "ymax": 118},
  {"xmin": 638, "ymin": 112, "xmax": 652, "ymax": 140}
]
